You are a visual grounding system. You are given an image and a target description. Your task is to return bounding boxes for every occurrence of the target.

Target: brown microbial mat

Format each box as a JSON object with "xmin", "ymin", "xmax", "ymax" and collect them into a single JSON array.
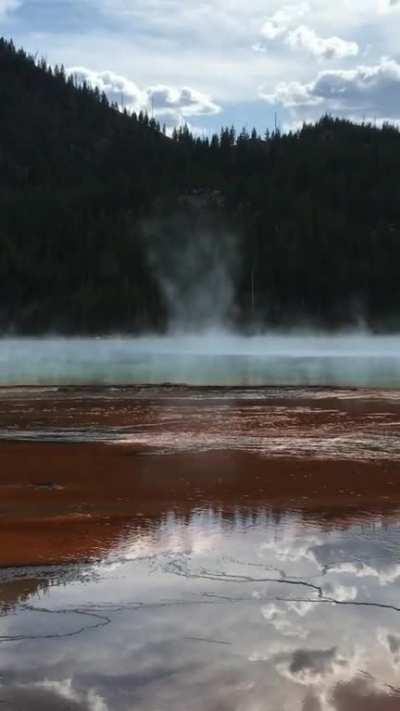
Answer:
[{"xmin": 1, "ymin": 386, "xmax": 400, "ymax": 710}]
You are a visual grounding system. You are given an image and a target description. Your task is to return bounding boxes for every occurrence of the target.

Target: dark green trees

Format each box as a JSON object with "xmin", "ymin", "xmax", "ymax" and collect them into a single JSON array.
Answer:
[{"xmin": 1, "ymin": 37, "xmax": 400, "ymax": 333}]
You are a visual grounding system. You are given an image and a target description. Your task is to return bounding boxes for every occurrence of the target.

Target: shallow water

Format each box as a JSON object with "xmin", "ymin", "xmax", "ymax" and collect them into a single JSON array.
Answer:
[
  {"xmin": 2, "ymin": 333, "xmax": 400, "ymax": 386},
  {"xmin": 2, "ymin": 506, "xmax": 400, "ymax": 710},
  {"xmin": 2, "ymin": 385, "xmax": 400, "ymax": 709},
  {"xmin": 1, "ymin": 385, "xmax": 400, "ymax": 461}
]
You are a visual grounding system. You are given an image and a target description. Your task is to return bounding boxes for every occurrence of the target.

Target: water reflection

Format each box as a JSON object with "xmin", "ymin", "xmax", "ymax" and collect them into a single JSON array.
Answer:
[{"xmin": 2, "ymin": 506, "xmax": 400, "ymax": 710}]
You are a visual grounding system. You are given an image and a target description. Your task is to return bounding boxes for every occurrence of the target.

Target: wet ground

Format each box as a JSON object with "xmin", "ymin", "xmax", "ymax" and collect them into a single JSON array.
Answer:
[{"xmin": 1, "ymin": 386, "xmax": 400, "ymax": 710}]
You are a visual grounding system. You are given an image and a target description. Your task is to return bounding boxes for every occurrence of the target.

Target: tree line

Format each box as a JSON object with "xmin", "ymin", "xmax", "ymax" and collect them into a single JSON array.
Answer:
[{"xmin": 1, "ymin": 37, "xmax": 400, "ymax": 333}]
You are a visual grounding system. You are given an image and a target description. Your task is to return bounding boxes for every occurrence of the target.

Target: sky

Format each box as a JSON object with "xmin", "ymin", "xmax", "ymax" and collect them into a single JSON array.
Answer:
[{"xmin": 2, "ymin": 0, "xmax": 400, "ymax": 134}]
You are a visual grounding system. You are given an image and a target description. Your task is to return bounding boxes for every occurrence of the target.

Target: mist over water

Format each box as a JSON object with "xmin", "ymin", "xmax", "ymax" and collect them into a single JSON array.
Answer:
[
  {"xmin": 143, "ymin": 212, "xmax": 238, "ymax": 331},
  {"xmin": 2, "ymin": 212, "xmax": 394, "ymax": 389},
  {"xmin": 2, "ymin": 332, "xmax": 400, "ymax": 387}
]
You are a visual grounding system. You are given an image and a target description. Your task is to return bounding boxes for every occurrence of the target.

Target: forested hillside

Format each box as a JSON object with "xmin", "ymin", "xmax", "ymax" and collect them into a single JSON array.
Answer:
[{"xmin": 1, "ymin": 37, "xmax": 400, "ymax": 332}]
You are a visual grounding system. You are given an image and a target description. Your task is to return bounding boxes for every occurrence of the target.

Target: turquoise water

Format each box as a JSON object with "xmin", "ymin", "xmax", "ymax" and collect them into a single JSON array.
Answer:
[{"xmin": 1, "ymin": 334, "xmax": 400, "ymax": 386}]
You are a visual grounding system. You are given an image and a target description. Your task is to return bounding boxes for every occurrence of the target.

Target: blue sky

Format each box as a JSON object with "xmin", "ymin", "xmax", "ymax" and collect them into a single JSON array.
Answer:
[{"xmin": 2, "ymin": 0, "xmax": 400, "ymax": 133}]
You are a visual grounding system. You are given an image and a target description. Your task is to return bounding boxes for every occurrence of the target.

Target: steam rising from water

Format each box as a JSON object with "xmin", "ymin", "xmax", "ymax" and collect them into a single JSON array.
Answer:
[
  {"xmin": 143, "ymin": 212, "xmax": 238, "ymax": 330},
  {"xmin": 2, "ymin": 332, "xmax": 400, "ymax": 386}
]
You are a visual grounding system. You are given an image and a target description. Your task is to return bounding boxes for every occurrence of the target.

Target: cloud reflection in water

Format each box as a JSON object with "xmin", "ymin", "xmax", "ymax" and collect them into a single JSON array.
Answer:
[{"xmin": 1, "ymin": 508, "xmax": 400, "ymax": 709}]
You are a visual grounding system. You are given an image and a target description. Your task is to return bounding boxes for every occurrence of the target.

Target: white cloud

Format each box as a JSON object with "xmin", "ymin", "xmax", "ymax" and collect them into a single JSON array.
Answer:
[
  {"xmin": 0, "ymin": 0, "xmax": 19, "ymax": 17},
  {"xmin": 286, "ymin": 25, "xmax": 359, "ymax": 59},
  {"xmin": 327, "ymin": 560, "xmax": 400, "ymax": 585},
  {"xmin": 260, "ymin": 80, "xmax": 321, "ymax": 107},
  {"xmin": 378, "ymin": 0, "xmax": 400, "ymax": 13},
  {"xmin": 17, "ymin": 0, "xmax": 394, "ymax": 113},
  {"xmin": 100, "ymin": 0, "xmax": 267, "ymax": 48},
  {"xmin": 273, "ymin": 645, "xmax": 354, "ymax": 688},
  {"xmin": 37, "ymin": 678, "xmax": 108, "ymax": 711},
  {"xmin": 147, "ymin": 85, "xmax": 221, "ymax": 119},
  {"xmin": 0, "ymin": 678, "xmax": 109, "ymax": 711},
  {"xmin": 68, "ymin": 66, "xmax": 146, "ymax": 112},
  {"xmin": 68, "ymin": 67, "xmax": 221, "ymax": 127},
  {"xmin": 257, "ymin": 3, "xmax": 359, "ymax": 60},
  {"xmin": 261, "ymin": 2, "xmax": 310, "ymax": 40},
  {"xmin": 261, "ymin": 603, "xmax": 309, "ymax": 639},
  {"xmin": 252, "ymin": 42, "xmax": 267, "ymax": 54},
  {"xmin": 261, "ymin": 57, "xmax": 400, "ymax": 122},
  {"xmin": 8, "ymin": 0, "xmax": 400, "ymax": 131},
  {"xmin": 322, "ymin": 582, "xmax": 358, "ymax": 602}
]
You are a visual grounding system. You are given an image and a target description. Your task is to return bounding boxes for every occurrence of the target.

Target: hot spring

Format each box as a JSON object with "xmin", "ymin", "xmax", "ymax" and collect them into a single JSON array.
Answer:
[{"xmin": 1, "ymin": 332, "xmax": 400, "ymax": 387}]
